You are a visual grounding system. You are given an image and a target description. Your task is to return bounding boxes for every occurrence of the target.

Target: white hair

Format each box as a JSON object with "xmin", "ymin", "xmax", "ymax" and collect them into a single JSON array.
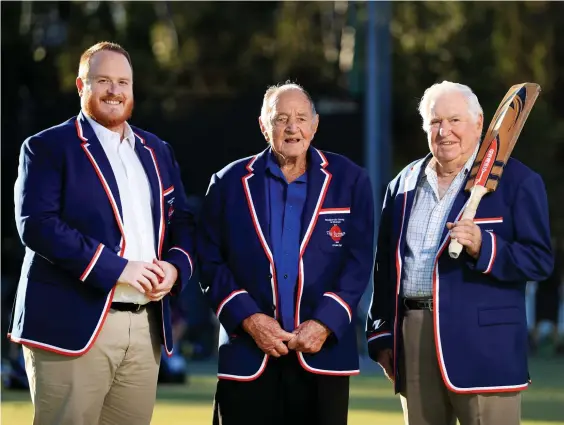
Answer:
[
  {"xmin": 418, "ymin": 81, "xmax": 483, "ymax": 133},
  {"xmin": 260, "ymin": 81, "xmax": 316, "ymax": 126}
]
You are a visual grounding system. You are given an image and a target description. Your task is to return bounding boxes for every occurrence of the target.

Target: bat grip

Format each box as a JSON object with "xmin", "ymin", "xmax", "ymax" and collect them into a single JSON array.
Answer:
[{"xmin": 448, "ymin": 185, "xmax": 488, "ymax": 259}]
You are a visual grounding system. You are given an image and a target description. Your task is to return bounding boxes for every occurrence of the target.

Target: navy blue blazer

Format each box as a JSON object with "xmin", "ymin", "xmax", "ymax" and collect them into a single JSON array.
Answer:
[
  {"xmin": 366, "ymin": 154, "xmax": 553, "ymax": 394},
  {"xmin": 197, "ymin": 147, "xmax": 375, "ymax": 379},
  {"xmin": 9, "ymin": 112, "xmax": 196, "ymax": 356}
]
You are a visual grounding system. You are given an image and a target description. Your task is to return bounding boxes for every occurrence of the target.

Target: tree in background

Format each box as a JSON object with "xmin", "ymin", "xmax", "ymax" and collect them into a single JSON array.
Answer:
[{"xmin": 2, "ymin": 0, "xmax": 563, "ymax": 236}]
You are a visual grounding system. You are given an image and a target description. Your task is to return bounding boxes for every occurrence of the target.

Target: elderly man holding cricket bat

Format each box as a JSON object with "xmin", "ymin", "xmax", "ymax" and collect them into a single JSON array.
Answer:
[{"xmin": 366, "ymin": 80, "xmax": 554, "ymax": 425}]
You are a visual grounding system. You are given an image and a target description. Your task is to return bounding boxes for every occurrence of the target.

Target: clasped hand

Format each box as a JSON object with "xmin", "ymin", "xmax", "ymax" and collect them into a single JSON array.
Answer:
[
  {"xmin": 116, "ymin": 259, "xmax": 178, "ymax": 301},
  {"xmin": 242, "ymin": 314, "xmax": 331, "ymax": 357}
]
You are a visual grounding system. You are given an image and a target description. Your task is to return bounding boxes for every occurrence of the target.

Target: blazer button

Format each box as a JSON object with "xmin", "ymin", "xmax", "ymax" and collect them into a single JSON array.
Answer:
[
  {"xmin": 114, "ymin": 245, "xmax": 120, "ymax": 253},
  {"xmin": 267, "ymin": 273, "xmax": 273, "ymax": 279},
  {"xmin": 272, "ymin": 304, "xmax": 276, "ymax": 311}
]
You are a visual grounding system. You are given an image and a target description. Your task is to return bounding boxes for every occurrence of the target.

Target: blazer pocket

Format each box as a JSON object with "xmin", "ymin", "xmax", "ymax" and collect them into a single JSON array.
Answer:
[
  {"xmin": 318, "ymin": 207, "xmax": 351, "ymax": 215},
  {"xmin": 318, "ymin": 208, "xmax": 351, "ymax": 253},
  {"xmin": 473, "ymin": 217, "xmax": 503, "ymax": 225},
  {"xmin": 163, "ymin": 185, "xmax": 175, "ymax": 197},
  {"xmin": 478, "ymin": 307, "xmax": 521, "ymax": 326}
]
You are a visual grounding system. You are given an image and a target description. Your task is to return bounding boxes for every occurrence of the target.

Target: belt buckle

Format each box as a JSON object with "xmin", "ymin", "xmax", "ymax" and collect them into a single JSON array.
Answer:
[{"xmin": 423, "ymin": 300, "xmax": 433, "ymax": 311}]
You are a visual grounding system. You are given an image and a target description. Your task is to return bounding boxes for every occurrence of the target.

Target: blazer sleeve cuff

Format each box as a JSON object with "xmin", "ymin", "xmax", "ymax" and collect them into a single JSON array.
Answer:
[
  {"xmin": 80, "ymin": 244, "xmax": 128, "ymax": 293},
  {"xmin": 216, "ymin": 290, "xmax": 262, "ymax": 335},
  {"xmin": 164, "ymin": 246, "xmax": 195, "ymax": 295},
  {"xmin": 472, "ymin": 230, "xmax": 497, "ymax": 274},
  {"xmin": 311, "ymin": 292, "xmax": 353, "ymax": 341},
  {"xmin": 367, "ymin": 332, "xmax": 393, "ymax": 363}
]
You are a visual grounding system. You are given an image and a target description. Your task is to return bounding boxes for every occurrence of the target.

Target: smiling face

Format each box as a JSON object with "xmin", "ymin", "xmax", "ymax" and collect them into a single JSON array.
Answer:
[
  {"xmin": 76, "ymin": 50, "xmax": 133, "ymax": 133},
  {"xmin": 259, "ymin": 88, "xmax": 319, "ymax": 161},
  {"xmin": 427, "ymin": 91, "xmax": 483, "ymax": 166}
]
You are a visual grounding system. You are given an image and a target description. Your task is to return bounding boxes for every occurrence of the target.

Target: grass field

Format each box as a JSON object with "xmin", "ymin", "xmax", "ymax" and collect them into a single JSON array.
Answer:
[{"xmin": 2, "ymin": 356, "xmax": 563, "ymax": 424}]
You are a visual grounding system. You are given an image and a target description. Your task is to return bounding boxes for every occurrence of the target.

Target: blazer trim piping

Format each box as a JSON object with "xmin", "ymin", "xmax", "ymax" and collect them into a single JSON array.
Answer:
[
  {"xmin": 323, "ymin": 292, "xmax": 352, "ymax": 323},
  {"xmin": 216, "ymin": 289, "xmax": 248, "ymax": 317},
  {"xmin": 80, "ymin": 243, "xmax": 104, "ymax": 282},
  {"xmin": 218, "ymin": 355, "xmax": 269, "ymax": 381},
  {"xmin": 10, "ymin": 287, "xmax": 116, "ymax": 356},
  {"xmin": 169, "ymin": 246, "xmax": 194, "ymax": 280},
  {"xmin": 432, "ymin": 206, "xmax": 526, "ymax": 393},
  {"xmin": 135, "ymin": 133, "xmax": 166, "ymax": 260},
  {"xmin": 242, "ymin": 155, "xmax": 279, "ymax": 320},
  {"xmin": 484, "ymin": 231, "xmax": 497, "ymax": 274}
]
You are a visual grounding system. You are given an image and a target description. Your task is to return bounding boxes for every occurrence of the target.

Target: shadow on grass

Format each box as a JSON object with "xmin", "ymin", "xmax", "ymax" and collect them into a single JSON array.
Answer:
[
  {"xmin": 156, "ymin": 359, "xmax": 564, "ymax": 422},
  {"xmin": 2, "ymin": 356, "xmax": 563, "ymax": 422}
]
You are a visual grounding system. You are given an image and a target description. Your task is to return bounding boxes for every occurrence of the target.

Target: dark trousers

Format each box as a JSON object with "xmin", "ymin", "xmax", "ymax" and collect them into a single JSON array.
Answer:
[{"xmin": 212, "ymin": 352, "xmax": 350, "ymax": 425}]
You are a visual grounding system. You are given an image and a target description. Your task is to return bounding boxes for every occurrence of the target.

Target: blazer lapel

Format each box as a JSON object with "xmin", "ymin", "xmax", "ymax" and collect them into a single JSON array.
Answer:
[
  {"xmin": 133, "ymin": 133, "xmax": 165, "ymax": 258},
  {"xmin": 76, "ymin": 112, "xmax": 125, "ymax": 234},
  {"xmin": 242, "ymin": 149, "xmax": 273, "ymax": 256},
  {"xmin": 299, "ymin": 148, "xmax": 331, "ymax": 255},
  {"xmin": 397, "ymin": 156, "xmax": 428, "ymax": 259}
]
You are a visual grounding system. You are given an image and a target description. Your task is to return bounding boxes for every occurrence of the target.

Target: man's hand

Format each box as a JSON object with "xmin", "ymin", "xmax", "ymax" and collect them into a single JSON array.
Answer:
[
  {"xmin": 147, "ymin": 259, "xmax": 178, "ymax": 301},
  {"xmin": 287, "ymin": 320, "xmax": 331, "ymax": 354},
  {"xmin": 447, "ymin": 219, "xmax": 482, "ymax": 259},
  {"xmin": 242, "ymin": 313, "xmax": 295, "ymax": 357},
  {"xmin": 377, "ymin": 348, "xmax": 394, "ymax": 383},
  {"xmin": 117, "ymin": 261, "xmax": 165, "ymax": 294}
]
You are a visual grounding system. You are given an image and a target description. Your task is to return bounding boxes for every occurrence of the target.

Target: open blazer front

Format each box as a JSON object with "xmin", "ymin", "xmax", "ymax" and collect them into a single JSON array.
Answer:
[
  {"xmin": 9, "ymin": 111, "xmax": 196, "ymax": 357},
  {"xmin": 366, "ymin": 154, "xmax": 553, "ymax": 394},
  {"xmin": 197, "ymin": 147, "xmax": 375, "ymax": 380}
]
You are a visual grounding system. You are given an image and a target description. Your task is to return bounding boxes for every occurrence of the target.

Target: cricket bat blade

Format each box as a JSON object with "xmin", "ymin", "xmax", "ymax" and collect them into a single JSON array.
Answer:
[{"xmin": 448, "ymin": 82, "xmax": 541, "ymax": 259}]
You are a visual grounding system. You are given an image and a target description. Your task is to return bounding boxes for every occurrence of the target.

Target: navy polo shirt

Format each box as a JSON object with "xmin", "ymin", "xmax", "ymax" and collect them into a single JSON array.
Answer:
[{"xmin": 265, "ymin": 151, "xmax": 307, "ymax": 332}]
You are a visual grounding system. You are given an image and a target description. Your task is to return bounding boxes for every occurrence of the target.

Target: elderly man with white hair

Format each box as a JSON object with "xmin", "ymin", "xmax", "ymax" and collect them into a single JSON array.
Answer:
[
  {"xmin": 197, "ymin": 82, "xmax": 375, "ymax": 425},
  {"xmin": 366, "ymin": 81, "xmax": 553, "ymax": 425}
]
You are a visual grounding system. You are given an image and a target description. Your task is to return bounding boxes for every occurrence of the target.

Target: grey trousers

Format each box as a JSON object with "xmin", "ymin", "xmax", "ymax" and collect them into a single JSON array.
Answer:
[{"xmin": 399, "ymin": 309, "xmax": 522, "ymax": 425}]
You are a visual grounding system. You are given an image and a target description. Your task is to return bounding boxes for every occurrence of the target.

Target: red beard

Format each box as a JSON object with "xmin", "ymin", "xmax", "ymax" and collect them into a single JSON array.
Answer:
[{"xmin": 83, "ymin": 92, "xmax": 134, "ymax": 130}]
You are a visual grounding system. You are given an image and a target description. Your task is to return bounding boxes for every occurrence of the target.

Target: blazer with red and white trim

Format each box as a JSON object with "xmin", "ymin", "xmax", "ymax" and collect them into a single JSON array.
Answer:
[
  {"xmin": 9, "ymin": 112, "xmax": 196, "ymax": 356},
  {"xmin": 366, "ymin": 153, "xmax": 553, "ymax": 394},
  {"xmin": 197, "ymin": 147, "xmax": 375, "ymax": 379}
]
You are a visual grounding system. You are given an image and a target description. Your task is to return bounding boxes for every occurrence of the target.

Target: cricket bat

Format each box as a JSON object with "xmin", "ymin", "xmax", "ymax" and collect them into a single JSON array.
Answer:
[{"xmin": 448, "ymin": 82, "xmax": 541, "ymax": 259}]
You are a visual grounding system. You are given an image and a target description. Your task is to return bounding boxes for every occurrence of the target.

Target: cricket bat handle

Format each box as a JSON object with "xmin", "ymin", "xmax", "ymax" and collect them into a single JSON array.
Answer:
[{"xmin": 448, "ymin": 185, "xmax": 488, "ymax": 259}]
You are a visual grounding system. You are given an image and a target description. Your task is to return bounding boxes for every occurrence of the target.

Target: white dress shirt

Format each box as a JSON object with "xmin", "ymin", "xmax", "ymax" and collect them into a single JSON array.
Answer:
[
  {"xmin": 402, "ymin": 147, "xmax": 478, "ymax": 298},
  {"xmin": 84, "ymin": 113, "xmax": 155, "ymax": 304}
]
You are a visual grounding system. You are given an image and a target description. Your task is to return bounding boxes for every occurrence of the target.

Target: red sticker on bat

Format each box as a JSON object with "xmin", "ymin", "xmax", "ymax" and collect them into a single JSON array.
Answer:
[{"xmin": 475, "ymin": 139, "xmax": 498, "ymax": 186}]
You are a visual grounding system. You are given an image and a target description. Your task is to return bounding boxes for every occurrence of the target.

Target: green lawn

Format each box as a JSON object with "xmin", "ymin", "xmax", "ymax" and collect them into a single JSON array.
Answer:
[{"xmin": 2, "ymin": 356, "xmax": 563, "ymax": 424}]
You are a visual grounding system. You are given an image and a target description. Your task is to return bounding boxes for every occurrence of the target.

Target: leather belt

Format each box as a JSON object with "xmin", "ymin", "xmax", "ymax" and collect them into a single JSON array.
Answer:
[
  {"xmin": 403, "ymin": 298, "xmax": 433, "ymax": 311},
  {"xmin": 111, "ymin": 302, "xmax": 146, "ymax": 313}
]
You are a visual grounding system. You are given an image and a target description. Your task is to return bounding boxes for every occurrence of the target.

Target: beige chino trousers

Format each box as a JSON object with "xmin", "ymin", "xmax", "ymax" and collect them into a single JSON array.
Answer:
[{"xmin": 23, "ymin": 306, "xmax": 161, "ymax": 425}]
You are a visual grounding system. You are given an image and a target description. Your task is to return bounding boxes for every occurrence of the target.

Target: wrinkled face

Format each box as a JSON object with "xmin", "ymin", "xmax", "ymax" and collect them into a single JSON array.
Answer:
[
  {"xmin": 260, "ymin": 89, "xmax": 319, "ymax": 160},
  {"xmin": 77, "ymin": 50, "xmax": 134, "ymax": 130},
  {"xmin": 427, "ymin": 91, "xmax": 483, "ymax": 165}
]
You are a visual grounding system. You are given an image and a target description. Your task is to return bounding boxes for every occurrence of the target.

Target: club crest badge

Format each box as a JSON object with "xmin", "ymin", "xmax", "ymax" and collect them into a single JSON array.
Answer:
[
  {"xmin": 328, "ymin": 224, "xmax": 345, "ymax": 242},
  {"xmin": 326, "ymin": 221, "xmax": 346, "ymax": 246},
  {"xmin": 324, "ymin": 216, "xmax": 346, "ymax": 247},
  {"xmin": 167, "ymin": 197, "xmax": 175, "ymax": 222}
]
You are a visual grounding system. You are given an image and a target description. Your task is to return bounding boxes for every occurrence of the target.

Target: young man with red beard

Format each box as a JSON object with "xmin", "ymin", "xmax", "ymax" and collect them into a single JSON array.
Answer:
[{"xmin": 9, "ymin": 42, "xmax": 196, "ymax": 425}]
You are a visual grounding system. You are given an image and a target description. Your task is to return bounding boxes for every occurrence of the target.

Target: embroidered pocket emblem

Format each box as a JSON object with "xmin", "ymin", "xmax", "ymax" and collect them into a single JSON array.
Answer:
[
  {"xmin": 324, "ymin": 217, "xmax": 346, "ymax": 247},
  {"xmin": 327, "ymin": 226, "xmax": 346, "ymax": 247},
  {"xmin": 167, "ymin": 197, "xmax": 175, "ymax": 221},
  {"xmin": 328, "ymin": 225, "xmax": 345, "ymax": 243}
]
